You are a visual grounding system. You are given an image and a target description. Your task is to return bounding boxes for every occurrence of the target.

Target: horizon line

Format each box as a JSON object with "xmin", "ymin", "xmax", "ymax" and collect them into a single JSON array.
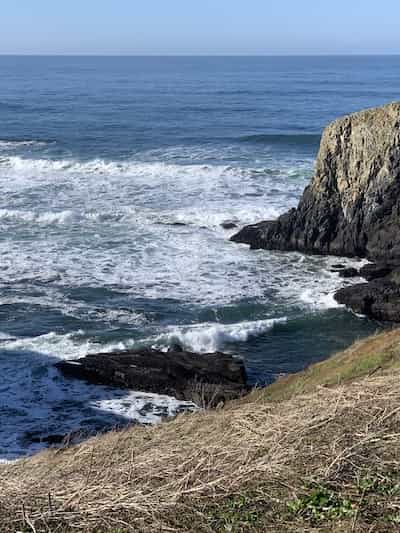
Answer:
[{"xmin": 0, "ymin": 53, "xmax": 399, "ymax": 58}]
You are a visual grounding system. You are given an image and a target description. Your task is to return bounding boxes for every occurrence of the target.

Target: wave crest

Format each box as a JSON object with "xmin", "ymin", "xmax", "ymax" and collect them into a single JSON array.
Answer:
[
  {"xmin": 155, "ymin": 318, "xmax": 287, "ymax": 353},
  {"xmin": 0, "ymin": 209, "xmax": 78, "ymax": 225}
]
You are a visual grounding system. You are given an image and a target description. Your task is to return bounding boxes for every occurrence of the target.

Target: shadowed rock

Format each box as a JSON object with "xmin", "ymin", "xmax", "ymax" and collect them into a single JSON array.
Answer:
[
  {"xmin": 221, "ymin": 221, "xmax": 238, "ymax": 230},
  {"xmin": 334, "ymin": 263, "xmax": 400, "ymax": 321},
  {"xmin": 338, "ymin": 267, "xmax": 359, "ymax": 279},
  {"xmin": 335, "ymin": 279, "xmax": 400, "ymax": 322},
  {"xmin": 359, "ymin": 263, "xmax": 392, "ymax": 281},
  {"xmin": 56, "ymin": 348, "xmax": 248, "ymax": 408}
]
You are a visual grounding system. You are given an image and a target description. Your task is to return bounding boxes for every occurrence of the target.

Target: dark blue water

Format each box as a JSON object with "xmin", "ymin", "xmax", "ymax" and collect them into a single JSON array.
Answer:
[{"xmin": 1, "ymin": 55, "xmax": 395, "ymax": 458}]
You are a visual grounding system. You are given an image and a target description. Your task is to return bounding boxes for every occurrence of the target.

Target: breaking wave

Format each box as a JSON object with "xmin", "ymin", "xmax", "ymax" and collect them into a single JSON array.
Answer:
[{"xmin": 154, "ymin": 318, "xmax": 287, "ymax": 353}]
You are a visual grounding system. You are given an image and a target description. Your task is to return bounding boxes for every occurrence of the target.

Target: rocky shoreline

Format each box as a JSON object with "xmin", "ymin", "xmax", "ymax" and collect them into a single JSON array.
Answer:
[
  {"xmin": 232, "ymin": 102, "xmax": 400, "ymax": 323},
  {"xmin": 47, "ymin": 102, "xmax": 400, "ymax": 446}
]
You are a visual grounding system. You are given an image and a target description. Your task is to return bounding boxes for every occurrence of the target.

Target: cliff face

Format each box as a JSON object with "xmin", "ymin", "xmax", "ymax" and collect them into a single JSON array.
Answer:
[{"xmin": 232, "ymin": 102, "xmax": 400, "ymax": 263}]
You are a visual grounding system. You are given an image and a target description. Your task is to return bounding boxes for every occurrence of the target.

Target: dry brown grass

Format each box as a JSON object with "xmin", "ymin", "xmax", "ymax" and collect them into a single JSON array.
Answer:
[{"xmin": 1, "ymin": 329, "xmax": 400, "ymax": 532}]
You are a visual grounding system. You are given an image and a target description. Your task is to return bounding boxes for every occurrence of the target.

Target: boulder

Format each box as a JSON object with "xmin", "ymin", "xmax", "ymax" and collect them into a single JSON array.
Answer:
[
  {"xmin": 335, "ymin": 279, "xmax": 400, "ymax": 322},
  {"xmin": 338, "ymin": 267, "xmax": 359, "ymax": 279},
  {"xmin": 56, "ymin": 348, "xmax": 248, "ymax": 408},
  {"xmin": 221, "ymin": 221, "xmax": 238, "ymax": 230},
  {"xmin": 359, "ymin": 263, "xmax": 393, "ymax": 281},
  {"xmin": 231, "ymin": 102, "xmax": 400, "ymax": 264}
]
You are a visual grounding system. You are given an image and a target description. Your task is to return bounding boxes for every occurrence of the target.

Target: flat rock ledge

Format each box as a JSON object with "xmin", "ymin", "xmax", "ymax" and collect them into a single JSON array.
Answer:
[{"xmin": 56, "ymin": 348, "xmax": 249, "ymax": 408}]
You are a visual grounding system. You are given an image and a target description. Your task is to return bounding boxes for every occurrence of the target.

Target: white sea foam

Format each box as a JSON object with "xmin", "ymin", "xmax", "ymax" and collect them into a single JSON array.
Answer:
[
  {"xmin": 93, "ymin": 392, "xmax": 196, "ymax": 422},
  {"xmin": 0, "ymin": 148, "xmax": 317, "ymax": 307},
  {"xmin": 0, "ymin": 330, "xmax": 147, "ymax": 361},
  {"xmin": 0, "ymin": 155, "xmax": 252, "ymax": 180},
  {"xmin": 0, "ymin": 155, "xmax": 311, "ymax": 201},
  {"xmin": 0, "ymin": 139, "xmax": 49, "ymax": 150},
  {"xmin": 0, "ymin": 208, "xmax": 77, "ymax": 225},
  {"xmin": 154, "ymin": 318, "xmax": 286, "ymax": 353},
  {"xmin": 0, "ymin": 330, "xmax": 93, "ymax": 360}
]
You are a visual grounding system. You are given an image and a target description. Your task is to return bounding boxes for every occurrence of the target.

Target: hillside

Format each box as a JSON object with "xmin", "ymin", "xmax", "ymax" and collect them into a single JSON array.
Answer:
[{"xmin": 1, "ymin": 328, "xmax": 400, "ymax": 532}]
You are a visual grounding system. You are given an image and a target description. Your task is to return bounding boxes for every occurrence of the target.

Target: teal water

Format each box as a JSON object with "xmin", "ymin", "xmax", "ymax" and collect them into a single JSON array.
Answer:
[{"xmin": 1, "ymin": 56, "xmax": 395, "ymax": 458}]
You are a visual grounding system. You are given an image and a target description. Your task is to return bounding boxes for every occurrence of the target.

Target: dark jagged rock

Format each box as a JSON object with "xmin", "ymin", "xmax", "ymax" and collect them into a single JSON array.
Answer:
[
  {"xmin": 331, "ymin": 263, "xmax": 347, "ymax": 270},
  {"xmin": 232, "ymin": 102, "xmax": 400, "ymax": 264},
  {"xmin": 221, "ymin": 221, "xmax": 238, "ymax": 230},
  {"xmin": 359, "ymin": 263, "xmax": 392, "ymax": 281},
  {"xmin": 335, "ymin": 279, "xmax": 400, "ymax": 322},
  {"xmin": 157, "ymin": 221, "xmax": 187, "ymax": 227},
  {"xmin": 56, "ymin": 348, "xmax": 248, "ymax": 408},
  {"xmin": 338, "ymin": 267, "xmax": 359, "ymax": 279},
  {"xmin": 334, "ymin": 263, "xmax": 400, "ymax": 321}
]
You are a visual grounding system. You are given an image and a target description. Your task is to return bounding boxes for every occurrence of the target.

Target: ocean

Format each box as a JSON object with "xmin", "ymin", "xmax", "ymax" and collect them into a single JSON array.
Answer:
[{"xmin": 0, "ymin": 55, "xmax": 398, "ymax": 459}]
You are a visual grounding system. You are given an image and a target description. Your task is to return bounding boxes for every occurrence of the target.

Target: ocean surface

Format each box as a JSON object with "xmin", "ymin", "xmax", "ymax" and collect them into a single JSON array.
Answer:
[{"xmin": 0, "ymin": 55, "xmax": 398, "ymax": 459}]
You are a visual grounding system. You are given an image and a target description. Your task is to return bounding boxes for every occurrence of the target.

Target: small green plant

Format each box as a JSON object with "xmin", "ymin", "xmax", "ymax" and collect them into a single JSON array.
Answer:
[
  {"xmin": 207, "ymin": 494, "xmax": 262, "ymax": 531},
  {"xmin": 388, "ymin": 513, "xmax": 400, "ymax": 524},
  {"xmin": 287, "ymin": 486, "xmax": 355, "ymax": 521},
  {"xmin": 358, "ymin": 475, "xmax": 400, "ymax": 496}
]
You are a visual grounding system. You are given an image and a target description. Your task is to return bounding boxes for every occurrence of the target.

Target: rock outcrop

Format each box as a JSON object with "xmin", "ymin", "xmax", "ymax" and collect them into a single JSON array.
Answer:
[
  {"xmin": 56, "ymin": 348, "xmax": 248, "ymax": 408},
  {"xmin": 335, "ymin": 277, "xmax": 400, "ymax": 322},
  {"xmin": 232, "ymin": 102, "xmax": 400, "ymax": 264},
  {"xmin": 334, "ymin": 263, "xmax": 400, "ymax": 321}
]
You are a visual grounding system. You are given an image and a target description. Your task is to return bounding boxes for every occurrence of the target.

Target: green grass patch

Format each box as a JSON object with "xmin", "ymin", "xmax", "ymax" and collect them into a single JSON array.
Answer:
[
  {"xmin": 287, "ymin": 486, "xmax": 355, "ymax": 522},
  {"xmin": 205, "ymin": 494, "xmax": 265, "ymax": 532},
  {"xmin": 358, "ymin": 475, "xmax": 400, "ymax": 497}
]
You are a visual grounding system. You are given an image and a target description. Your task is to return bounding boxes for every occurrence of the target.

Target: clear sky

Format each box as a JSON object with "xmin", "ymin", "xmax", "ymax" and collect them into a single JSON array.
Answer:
[{"xmin": 1, "ymin": 0, "xmax": 399, "ymax": 56}]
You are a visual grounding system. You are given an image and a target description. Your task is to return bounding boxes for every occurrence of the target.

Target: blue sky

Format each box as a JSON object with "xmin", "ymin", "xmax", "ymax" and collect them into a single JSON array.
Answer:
[{"xmin": 1, "ymin": 0, "xmax": 399, "ymax": 55}]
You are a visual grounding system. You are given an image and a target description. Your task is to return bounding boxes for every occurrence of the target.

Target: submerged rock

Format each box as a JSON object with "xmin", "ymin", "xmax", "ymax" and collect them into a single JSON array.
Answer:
[
  {"xmin": 232, "ymin": 102, "xmax": 400, "ymax": 264},
  {"xmin": 56, "ymin": 348, "xmax": 248, "ymax": 408}
]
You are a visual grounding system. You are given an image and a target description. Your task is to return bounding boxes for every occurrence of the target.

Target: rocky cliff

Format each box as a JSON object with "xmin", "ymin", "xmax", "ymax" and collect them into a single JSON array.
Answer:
[{"xmin": 232, "ymin": 102, "xmax": 400, "ymax": 263}]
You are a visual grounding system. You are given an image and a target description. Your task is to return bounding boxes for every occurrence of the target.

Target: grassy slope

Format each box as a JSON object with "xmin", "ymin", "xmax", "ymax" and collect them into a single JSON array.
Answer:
[{"xmin": 1, "ymin": 328, "xmax": 400, "ymax": 532}]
